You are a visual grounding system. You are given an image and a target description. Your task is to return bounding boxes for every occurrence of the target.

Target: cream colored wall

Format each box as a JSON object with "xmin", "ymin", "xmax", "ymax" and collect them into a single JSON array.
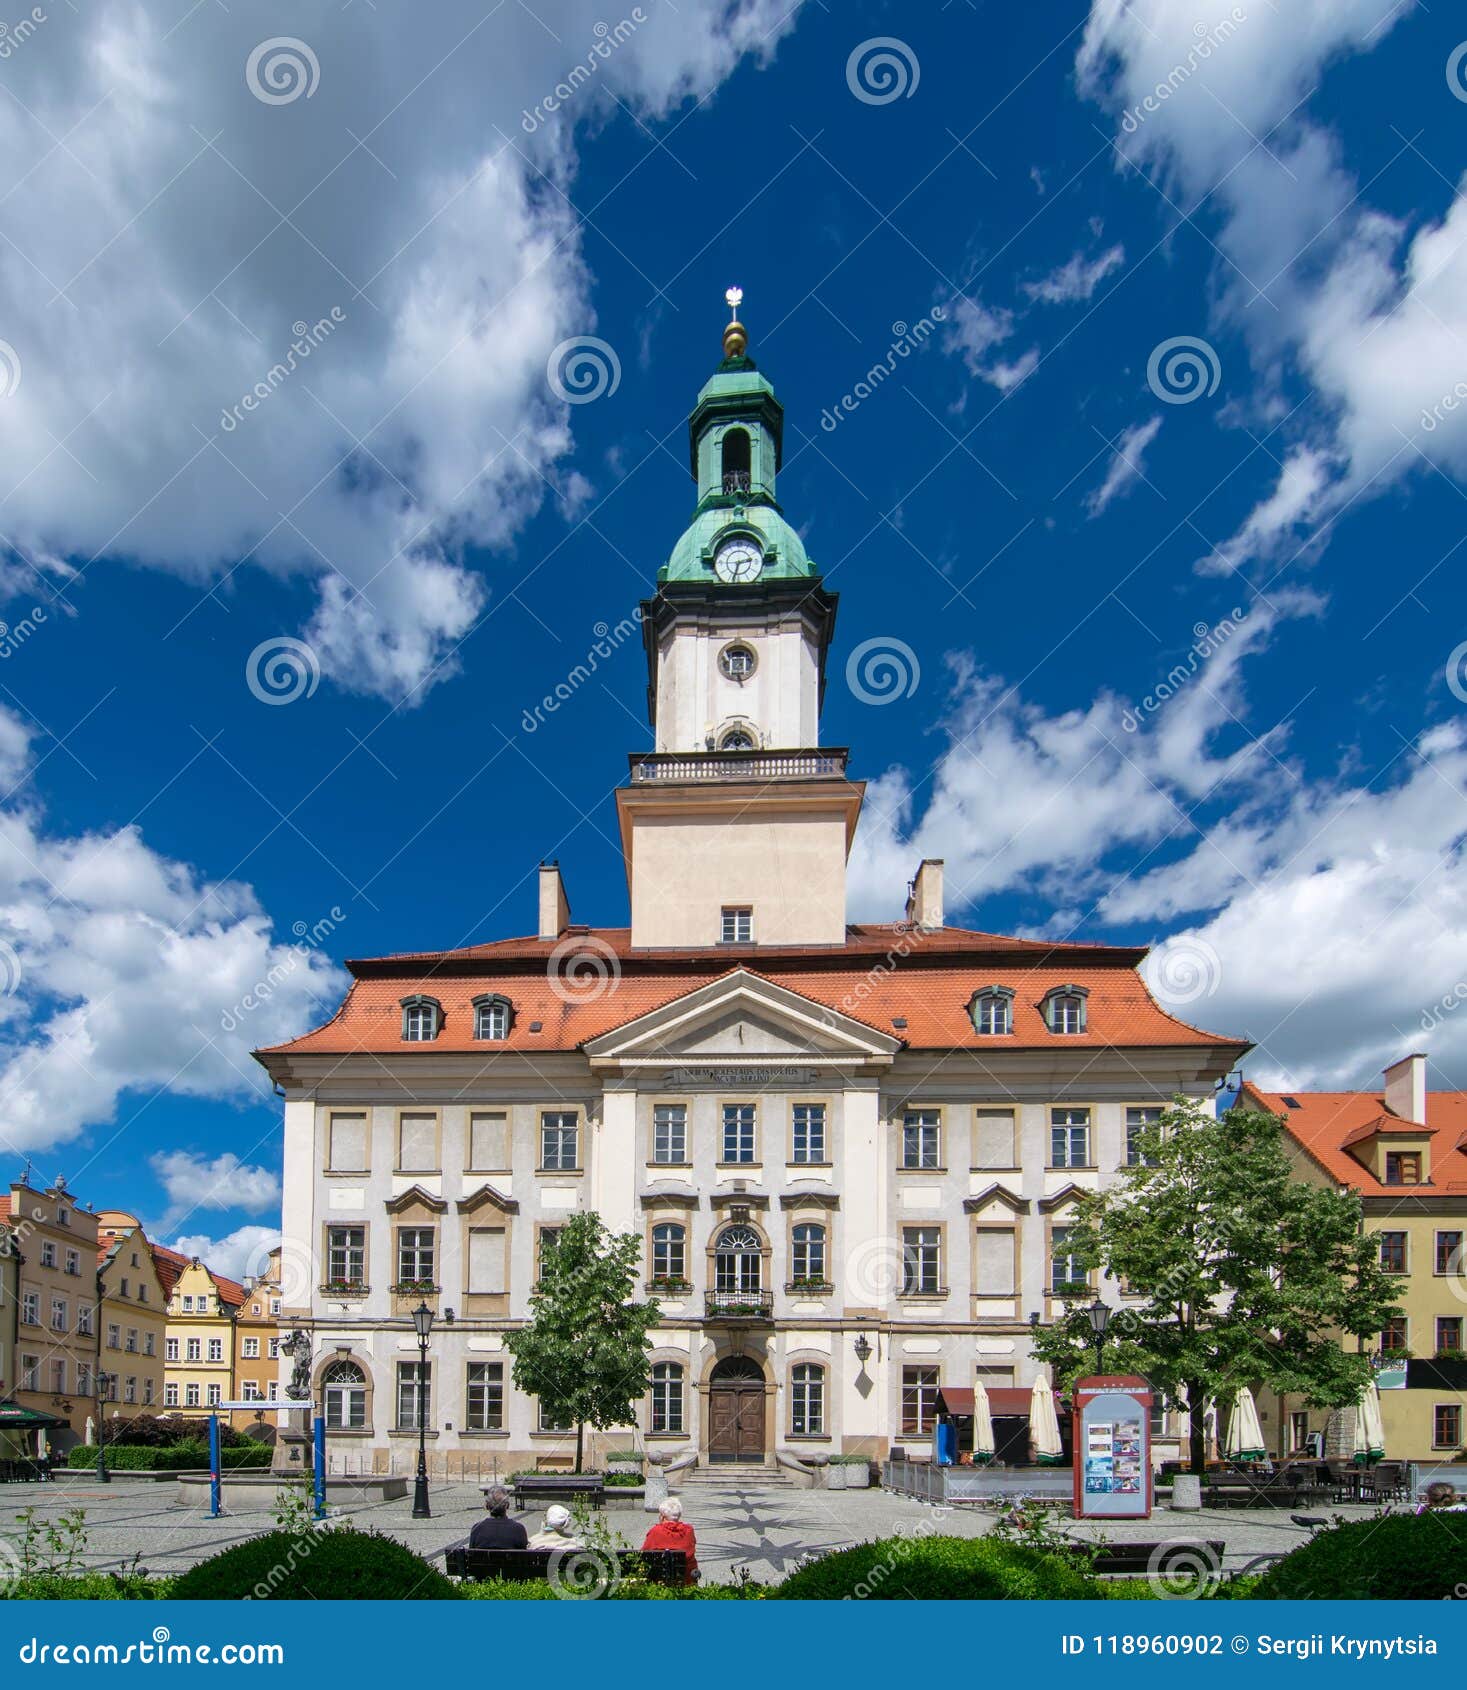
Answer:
[
  {"xmin": 655, "ymin": 612, "xmax": 821, "ymax": 752},
  {"xmin": 629, "ymin": 809, "xmax": 849, "ymax": 947}
]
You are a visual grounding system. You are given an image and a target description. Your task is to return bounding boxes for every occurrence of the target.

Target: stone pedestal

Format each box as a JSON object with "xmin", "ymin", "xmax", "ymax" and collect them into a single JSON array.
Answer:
[
  {"xmin": 643, "ymin": 1449, "xmax": 669, "ymax": 1514},
  {"xmin": 272, "ymin": 1404, "xmax": 312, "ymax": 1476},
  {"xmin": 1171, "ymin": 1473, "xmax": 1202, "ymax": 1511}
]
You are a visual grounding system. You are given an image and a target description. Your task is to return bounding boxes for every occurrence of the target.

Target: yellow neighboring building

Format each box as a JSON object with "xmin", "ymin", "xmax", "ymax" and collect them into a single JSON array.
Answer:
[
  {"xmin": 232, "ymin": 1248, "xmax": 286, "ymax": 1434},
  {"xmin": 95, "ymin": 1213, "xmax": 170, "ymax": 1421},
  {"xmin": 154, "ymin": 1248, "xmax": 246, "ymax": 1420},
  {"xmin": 1244, "ymin": 1056, "xmax": 1467, "ymax": 1464}
]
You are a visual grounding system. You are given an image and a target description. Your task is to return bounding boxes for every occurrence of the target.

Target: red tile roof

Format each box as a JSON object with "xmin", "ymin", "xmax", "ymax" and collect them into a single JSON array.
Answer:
[
  {"xmin": 255, "ymin": 924, "xmax": 1246, "ymax": 1060},
  {"xmin": 149, "ymin": 1242, "xmax": 246, "ymax": 1307},
  {"xmin": 1241, "ymin": 1082, "xmax": 1467, "ymax": 1198},
  {"xmin": 0, "ymin": 1196, "xmax": 9, "ymax": 1219}
]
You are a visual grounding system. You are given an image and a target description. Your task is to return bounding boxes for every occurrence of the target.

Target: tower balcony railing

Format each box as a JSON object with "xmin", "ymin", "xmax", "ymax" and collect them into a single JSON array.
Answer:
[
  {"xmin": 629, "ymin": 747, "xmax": 848, "ymax": 784},
  {"xmin": 722, "ymin": 470, "xmax": 751, "ymax": 494}
]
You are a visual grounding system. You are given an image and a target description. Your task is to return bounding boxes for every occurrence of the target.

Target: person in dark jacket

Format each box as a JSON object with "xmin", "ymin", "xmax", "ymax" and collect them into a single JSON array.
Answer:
[
  {"xmin": 469, "ymin": 1485, "xmax": 529, "ymax": 1549},
  {"xmin": 641, "ymin": 1496, "xmax": 699, "ymax": 1583}
]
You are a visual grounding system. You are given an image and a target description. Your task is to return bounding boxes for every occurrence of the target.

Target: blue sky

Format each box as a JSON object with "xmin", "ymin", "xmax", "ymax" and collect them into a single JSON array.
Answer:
[{"xmin": 1, "ymin": 0, "xmax": 1466, "ymax": 1274}]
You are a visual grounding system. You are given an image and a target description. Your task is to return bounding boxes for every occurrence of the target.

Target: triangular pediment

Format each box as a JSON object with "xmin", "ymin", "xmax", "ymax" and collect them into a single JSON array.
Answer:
[
  {"xmin": 963, "ymin": 1183, "xmax": 1027, "ymax": 1215},
  {"xmin": 582, "ymin": 969, "xmax": 900, "ymax": 1070}
]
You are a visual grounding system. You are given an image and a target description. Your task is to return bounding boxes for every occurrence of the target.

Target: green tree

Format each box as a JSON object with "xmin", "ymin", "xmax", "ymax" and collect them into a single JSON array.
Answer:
[
  {"xmin": 503, "ymin": 1211, "xmax": 660, "ymax": 1472},
  {"xmin": 1029, "ymin": 1100, "xmax": 1401, "ymax": 1474}
]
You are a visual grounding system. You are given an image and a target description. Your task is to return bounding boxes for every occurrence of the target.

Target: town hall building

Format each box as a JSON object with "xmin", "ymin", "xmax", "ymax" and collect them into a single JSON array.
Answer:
[{"xmin": 256, "ymin": 300, "xmax": 1248, "ymax": 1477}]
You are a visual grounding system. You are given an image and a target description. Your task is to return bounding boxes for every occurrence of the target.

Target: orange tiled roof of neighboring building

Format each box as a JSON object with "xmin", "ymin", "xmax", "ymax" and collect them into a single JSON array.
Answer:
[
  {"xmin": 148, "ymin": 1243, "xmax": 246, "ymax": 1307},
  {"xmin": 256, "ymin": 925, "xmax": 1246, "ymax": 1060},
  {"xmin": 1240, "ymin": 1081, "xmax": 1467, "ymax": 1198}
]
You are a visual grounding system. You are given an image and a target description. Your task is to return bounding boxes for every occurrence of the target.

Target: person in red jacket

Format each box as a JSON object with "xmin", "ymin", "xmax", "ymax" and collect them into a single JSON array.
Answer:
[{"xmin": 641, "ymin": 1496, "xmax": 699, "ymax": 1583}]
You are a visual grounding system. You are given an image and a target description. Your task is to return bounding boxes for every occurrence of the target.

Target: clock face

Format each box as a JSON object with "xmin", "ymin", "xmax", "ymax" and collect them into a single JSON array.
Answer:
[{"xmin": 713, "ymin": 537, "xmax": 763, "ymax": 584}]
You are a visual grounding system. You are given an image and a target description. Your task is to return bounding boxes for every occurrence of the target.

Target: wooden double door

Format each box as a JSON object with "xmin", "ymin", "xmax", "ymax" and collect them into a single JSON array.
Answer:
[{"xmin": 707, "ymin": 1356, "xmax": 766, "ymax": 1463}]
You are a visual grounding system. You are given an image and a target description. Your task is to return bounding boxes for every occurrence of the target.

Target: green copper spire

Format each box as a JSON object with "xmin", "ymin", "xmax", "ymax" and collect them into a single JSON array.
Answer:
[{"xmin": 659, "ymin": 288, "xmax": 816, "ymax": 585}]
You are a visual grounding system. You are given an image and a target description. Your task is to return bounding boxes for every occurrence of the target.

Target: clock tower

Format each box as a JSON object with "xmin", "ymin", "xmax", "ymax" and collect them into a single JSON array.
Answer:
[{"xmin": 617, "ymin": 293, "xmax": 865, "ymax": 949}]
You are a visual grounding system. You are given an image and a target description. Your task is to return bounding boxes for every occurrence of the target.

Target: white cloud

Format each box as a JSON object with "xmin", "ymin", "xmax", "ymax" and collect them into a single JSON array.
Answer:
[
  {"xmin": 0, "ymin": 705, "xmax": 348, "ymax": 1156},
  {"xmin": 0, "ymin": 2, "xmax": 801, "ymax": 703},
  {"xmin": 1087, "ymin": 415, "xmax": 1162, "ymax": 515},
  {"xmin": 1023, "ymin": 243, "xmax": 1125, "ymax": 304},
  {"xmin": 151, "ymin": 1150, "xmax": 281, "ymax": 1230},
  {"xmin": 944, "ymin": 296, "xmax": 1040, "ymax": 392},
  {"xmin": 1195, "ymin": 446, "xmax": 1333, "ymax": 574},
  {"xmin": 169, "ymin": 1225, "xmax": 282, "ymax": 1286}
]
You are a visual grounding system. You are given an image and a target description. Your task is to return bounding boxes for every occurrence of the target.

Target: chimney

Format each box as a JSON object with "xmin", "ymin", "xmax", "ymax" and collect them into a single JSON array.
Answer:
[
  {"xmin": 905, "ymin": 859, "xmax": 944, "ymax": 931},
  {"xmin": 1382, "ymin": 1052, "xmax": 1427, "ymax": 1125},
  {"xmin": 538, "ymin": 862, "xmax": 570, "ymax": 942}
]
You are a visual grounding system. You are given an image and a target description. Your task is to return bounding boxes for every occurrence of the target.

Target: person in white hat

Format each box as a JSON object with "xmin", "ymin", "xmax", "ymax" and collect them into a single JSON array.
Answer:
[{"xmin": 528, "ymin": 1502, "xmax": 585, "ymax": 1550}]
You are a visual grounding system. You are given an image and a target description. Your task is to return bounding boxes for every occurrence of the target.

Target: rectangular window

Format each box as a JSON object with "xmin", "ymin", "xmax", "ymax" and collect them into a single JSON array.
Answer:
[
  {"xmin": 791, "ymin": 1103, "xmax": 826, "ymax": 1164},
  {"xmin": 20, "ymin": 1354, "xmax": 39, "ymax": 1392},
  {"xmin": 77, "ymin": 1304, "xmax": 93, "ymax": 1337},
  {"xmin": 465, "ymin": 1362, "xmax": 504, "ymax": 1432},
  {"xmin": 1384, "ymin": 1150, "xmax": 1422, "ymax": 1187},
  {"xmin": 1436, "ymin": 1231, "xmax": 1464, "ymax": 1276},
  {"xmin": 20, "ymin": 1291, "xmax": 38, "ymax": 1326},
  {"xmin": 651, "ymin": 1224, "xmax": 686, "ymax": 1283},
  {"xmin": 975, "ymin": 1229, "xmax": 1016, "ymax": 1296},
  {"xmin": 467, "ymin": 1227, "xmax": 507, "ymax": 1295},
  {"xmin": 242, "ymin": 1381, "xmax": 264, "ymax": 1402},
  {"xmin": 1380, "ymin": 1314, "xmax": 1408, "ymax": 1353},
  {"xmin": 1051, "ymin": 1226, "xmax": 1088, "ymax": 1293},
  {"xmin": 1438, "ymin": 1317, "xmax": 1464, "ymax": 1354},
  {"xmin": 396, "ymin": 1362, "xmax": 431, "ymax": 1430},
  {"xmin": 182, "ymin": 1295, "xmax": 193, "ymax": 1312},
  {"xmin": 269, "ymin": 1338, "xmax": 280, "ymax": 1359},
  {"xmin": 124, "ymin": 1377, "xmax": 136, "ymax": 1405},
  {"xmin": 186, "ymin": 1338, "xmax": 201, "ymax": 1362},
  {"xmin": 901, "ymin": 1226, "xmax": 941, "ymax": 1296},
  {"xmin": 125, "ymin": 1328, "xmax": 137, "ymax": 1353},
  {"xmin": 77, "ymin": 1364, "xmax": 91, "ymax": 1398},
  {"xmin": 539, "ymin": 1111, "xmax": 579, "ymax": 1171},
  {"xmin": 973, "ymin": 1108, "xmax": 1015, "ymax": 1168},
  {"xmin": 653, "ymin": 1104, "xmax": 687, "ymax": 1164},
  {"xmin": 651, "ymin": 1365, "xmax": 684, "ymax": 1435},
  {"xmin": 165, "ymin": 1383, "xmax": 179, "ymax": 1408},
  {"xmin": 165, "ymin": 1337, "xmax": 179, "ymax": 1363},
  {"xmin": 1125, "ymin": 1106, "xmax": 1163, "ymax": 1166},
  {"xmin": 1378, "ymin": 1231, "xmax": 1408, "ymax": 1274},
  {"xmin": 185, "ymin": 1383, "xmax": 200, "ymax": 1408},
  {"xmin": 207, "ymin": 1338, "xmax": 223, "ymax": 1363},
  {"xmin": 468, "ymin": 1111, "xmax": 508, "ymax": 1170},
  {"xmin": 207, "ymin": 1384, "xmax": 222, "ymax": 1407},
  {"xmin": 901, "ymin": 1109, "xmax": 940, "ymax": 1169},
  {"xmin": 242, "ymin": 1337, "xmax": 260, "ymax": 1359},
  {"xmin": 107, "ymin": 1323, "xmax": 120, "ymax": 1350},
  {"xmin": 40, "ymin": 1241, "xmax": 55, "ymax": 1269},
  {"xmin": 327, "ymin": 1225, "xmax": 366, "ymax": 1286},
  {"xmin": 396, "ymin": 1227, "xmax": 436, "ymax": 1288},
  {"xmin": 901, "ymin": 1365, "xmax": 940, "ymax": 1436},
  {"xmin": 51, "ymin": 1298, "xmax": 68, "ymax": 1333},
  {"xmin": 790, "ymin": 1225, "xmax": 826, "ymax": 1283},
  {"xmin": 537, "ymin": 1228, "xmax": 562, "ymax": 1283},
  {"xmin": 64, "ymin": 1249, "xmax": 80, "ymax": 1277},
  {"xmin": 1050, "ymin": 1108, "xmax": 1090, "ymax": 1168},
  {"xmin": 51, "ymin": 1359, "xmax": 66, "ymax": 1394},
  {"xmin": 270, "ymin": 1298, "xmax": 280, "ymax": 1317},
  {"xmin": 143, "ymin": 1379, "xmax": 155, "ymax": 1406},
  {"xmin": 720, "ymin": 906, "xmax": 752, "ymax": 944},
  {"xmin": 722, "ymin": 1103, "xmax": 756, "ymax": 1164},
  {"xmin": 790, "ymin": 1366, "xmax": 825, "ymax": 1437},
  {"xmin": 538, "ymin": 1399, "xmax": 571, "ymax": 1433},
  {"xmin": 397, "ymin": 1112, "xmax": 437, "ymax": 1173},
  {"xmin": 144, "ymin": 1332, "xmax": 155, "ymax": 1356},
  {"xmin": 327, "ymin": 1111, "xmax": 368, "ymax": 1172},
  {"xmin": 1435, "ymin": 1403, "xmax": 1462, "ymax": 1449}
]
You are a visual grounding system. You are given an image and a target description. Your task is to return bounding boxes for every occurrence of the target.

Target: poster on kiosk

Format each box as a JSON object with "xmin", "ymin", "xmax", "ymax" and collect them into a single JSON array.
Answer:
[{"xmin": 1072, "ymin": 1374, "xmax": 1153, "ymax": 1520}]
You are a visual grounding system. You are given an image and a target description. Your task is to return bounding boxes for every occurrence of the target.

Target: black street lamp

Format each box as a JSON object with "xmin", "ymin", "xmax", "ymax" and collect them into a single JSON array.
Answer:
[
  {"xmin": 94, "ymin": 1372, "xmax": 114, "ymax": 1482},
  {"xmin": 410, "ymin": 1302, "xmax": 434, "ymax": 1519},
  {"xmin": 1086, "ymin": 1297, "xmax": 1110, "ymax": 1376}
]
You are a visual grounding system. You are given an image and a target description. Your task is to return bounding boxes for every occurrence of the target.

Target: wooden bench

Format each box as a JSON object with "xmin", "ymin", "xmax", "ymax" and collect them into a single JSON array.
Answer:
[
  {"xmin": 1088, "ymin": 1540, "xmax": 1226, "ymax": 1576},
  {"xmin": 1203, "ymin": 1475, "xmax": 1323, "ymax": 1509},
  {"xmin": 445, "ymin": 1546, "xmax": 687, "ymax": 1586},
  {"xmin": 510, "ymin": 1472, "xmax": 606, "ymax": 1510}
]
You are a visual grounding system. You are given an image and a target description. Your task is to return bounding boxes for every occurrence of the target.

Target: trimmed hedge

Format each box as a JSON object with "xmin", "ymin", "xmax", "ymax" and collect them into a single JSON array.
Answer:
[
  {"xmin": 66, "ymin": 1443, "xmax": 272, "ymax": 1471},
  {"xmin": 3, "ymin": 1574, "xmax": 175, "ymax": 1601},
  {"xmin": 770, "ymin": 1536, "xmax": 1102, "ymax": 1601},
  {"xmin": 171, "ymin": 1527, "xmax": 458, "ymax": 1601},
  {"xmin": 1251, "ymin": 1514, "xmax": 1467, "ymax": 1600}
]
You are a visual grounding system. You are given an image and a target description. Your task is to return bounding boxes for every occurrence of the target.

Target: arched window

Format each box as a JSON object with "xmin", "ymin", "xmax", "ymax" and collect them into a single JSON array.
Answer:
[
  {"xmin": 650, "ymin": 1361, "xmax": 685, "ymax": 1434},
  {"xmin": 714, "ymin": 1224, "xmax": 762, "ymax": 1293},
  {"xmin": 473, "ymin": 995, "xmax": 512, "ymax": 1041},
  {"xmin": 971, "ymin": 987, "xmax": 1014, "ymax": 1036},
  {"xmin": 719, "ymin": 727, "xmax": 756, "ymax": 751},
  {"xmin": 650, "ymin": 1222, "xmax": 687, "ymax": 1287},
  {"xmin": 1043, "ymin": 986, "xmax": 1088, "ymax": 1035},
  {"xmin": 322, "ymin": 1358, "xmax": 367, "ymax": 1431},
  {"xmin": 790, "ymin": 1362, "xmax": 825, "ymax": 1436},
  {"xmin": 790, "ymin": 1223, "xmax": 827, "ymax": 1288},
  {"xmin": 721, "ymin": 428, "xmax": 751, "ymax": 494},
  {"xmin": 400, "ymin": 995, "xmax": 441, "ymax": 1042}
]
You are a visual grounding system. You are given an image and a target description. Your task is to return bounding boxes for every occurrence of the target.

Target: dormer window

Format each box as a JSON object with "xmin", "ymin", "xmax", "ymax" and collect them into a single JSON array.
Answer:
[
  {"xmin": 1384, "ymin": 1151, "xmax": 1422, "ymax": 1187},
  {"xmin": 473, "ymin": 995, "xmax": 512, "ymax": 1042},
  {"xmin": 1043, "ymin": 986, "xmax": 1088, "ymax": 1035},
  {"xmin": 400, "ymin": 995, "xmax": 442, "ymax": 1043},
  {"xmin": 970, "ymin": 986, "xmax": 1014, "ymax": 1036}
]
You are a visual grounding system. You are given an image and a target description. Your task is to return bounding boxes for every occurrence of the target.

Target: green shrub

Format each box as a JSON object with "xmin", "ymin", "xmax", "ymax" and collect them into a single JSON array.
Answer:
[
  {"xmin": 1251, "ymin": 1514, "xmax": 1467, "ymax": 1600},
  {"xmin": 459, "ymin": 1579, "xmax": 764, "ymax": 1600},
  {"xmin": 95, "ymin": 1415, "xmax": 253, "ymax": 1451},
  {"xmin": 170, "ymin": 1526, "xmax": 458, "ymax": 1601},
  {"xmin": 65, "ymin": 1441, "xmax": 271, "ymax": 1472},
  {"xmin": 770, "ymin": 1536, "xmax": 1101, "ymax": 1600},
  {"xmin": 4, "ymin": 1573, "xmax": 175, "ymax": 1600}
]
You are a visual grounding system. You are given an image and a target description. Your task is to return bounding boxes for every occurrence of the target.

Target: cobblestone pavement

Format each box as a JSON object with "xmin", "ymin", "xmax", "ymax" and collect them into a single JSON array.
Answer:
[{"xmin": 0, "ymin": 1476, "xmax": 1380, "ymax": 1587}]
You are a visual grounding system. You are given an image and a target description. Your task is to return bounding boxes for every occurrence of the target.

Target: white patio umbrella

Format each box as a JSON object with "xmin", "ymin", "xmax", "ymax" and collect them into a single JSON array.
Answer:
[
  {"xmin": 1353, "ymin": 1383, "xmax": 1386, "ymax": 1465},
  {"xmin": 972, "ymin": 1382, "xmax": 996, "ymax": 1464},
  {"xmin": 1224, "ymin": 1388, "xmax": 1266, "ymax": 1462},
  {"xmin": 1029, "ymin": 1376, "xmax": 1064, "ymax": 1465}
]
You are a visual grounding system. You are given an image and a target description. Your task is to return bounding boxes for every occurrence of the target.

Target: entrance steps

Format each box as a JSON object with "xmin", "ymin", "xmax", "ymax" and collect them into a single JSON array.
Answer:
[{"xmin": 677, "ymin": 1464, "xmax": 799, "ymax": 1490}]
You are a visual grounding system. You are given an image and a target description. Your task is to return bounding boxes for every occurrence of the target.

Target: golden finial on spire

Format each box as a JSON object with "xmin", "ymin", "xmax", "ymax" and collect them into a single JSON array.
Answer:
[{"xmin": 723, "ymin": 285, "xmax": 747, "ymax": 360}]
